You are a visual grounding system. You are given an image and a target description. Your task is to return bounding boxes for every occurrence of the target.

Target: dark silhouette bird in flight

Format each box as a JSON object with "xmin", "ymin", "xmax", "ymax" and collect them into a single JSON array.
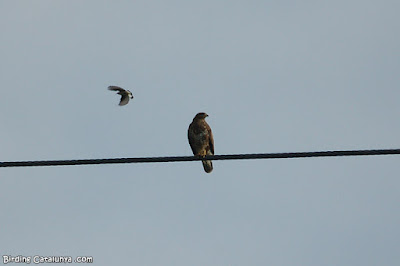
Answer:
[{"xmin": 108, "ymin": 86, "xmax": 134, "ymax": 106}]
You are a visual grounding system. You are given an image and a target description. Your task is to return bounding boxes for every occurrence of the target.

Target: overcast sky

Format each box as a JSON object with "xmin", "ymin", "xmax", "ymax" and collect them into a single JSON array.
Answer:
[{"xmin": 1, "ymin": 1, "xmax": 399, "ymax": 265}]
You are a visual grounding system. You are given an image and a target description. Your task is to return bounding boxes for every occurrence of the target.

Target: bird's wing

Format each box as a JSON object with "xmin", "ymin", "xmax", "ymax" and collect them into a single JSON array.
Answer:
[
  {"xmin": 119, "ymin": 94, "xmax": 130, "ymax": 106},
  {"xmin": 108, "ymin": 86, "xmax": 125, "ymax": 93},
  {"xmin": 188, "ymin": 124, "xmax": 198, "ymax": 155},
  {"xmin": 207, "ymin": 124, "xmax": 214, "ymax": 155}
]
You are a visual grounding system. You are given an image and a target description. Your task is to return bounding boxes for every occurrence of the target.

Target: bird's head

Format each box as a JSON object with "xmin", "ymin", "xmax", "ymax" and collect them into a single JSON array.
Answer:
[{"xmin": 194, "ymin": 112, "xmax": 209, "ymax": 120}]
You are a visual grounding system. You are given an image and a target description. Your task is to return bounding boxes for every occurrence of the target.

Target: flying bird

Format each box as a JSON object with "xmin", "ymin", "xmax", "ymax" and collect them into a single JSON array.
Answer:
[
  {"xmin": 108, "ymin": 86, "xmax": 134, "ymax": 106},
  {"xmin": 188, "ymin": 112, "xmax": 214, "ymax": 173}
]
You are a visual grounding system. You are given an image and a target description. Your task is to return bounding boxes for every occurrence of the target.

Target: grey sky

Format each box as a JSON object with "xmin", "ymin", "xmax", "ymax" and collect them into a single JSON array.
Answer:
[{"xmin": 1, "ymin": 1, "xmax": 399, "ymax": 265}]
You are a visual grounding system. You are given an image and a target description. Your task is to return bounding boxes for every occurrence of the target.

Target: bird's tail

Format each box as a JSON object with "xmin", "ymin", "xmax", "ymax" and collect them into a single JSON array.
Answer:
[{"xmin": 202, "ymin": 160, "xmax": 213, "ymax": 173}]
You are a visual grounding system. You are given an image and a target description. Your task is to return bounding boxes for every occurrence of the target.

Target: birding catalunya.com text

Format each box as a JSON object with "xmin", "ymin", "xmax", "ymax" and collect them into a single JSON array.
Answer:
[{"xmin": 2, "ymin": 255, "xmax": 93, "ymax": 264}]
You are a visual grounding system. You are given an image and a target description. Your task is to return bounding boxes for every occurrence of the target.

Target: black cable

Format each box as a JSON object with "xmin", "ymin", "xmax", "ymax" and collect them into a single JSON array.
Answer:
[{"xmin": 0, "ymin": 149, "xmax": 399, "ymax": 168}]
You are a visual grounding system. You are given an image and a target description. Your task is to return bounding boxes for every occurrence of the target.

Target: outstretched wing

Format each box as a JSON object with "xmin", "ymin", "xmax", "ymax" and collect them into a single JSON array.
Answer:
[
  {"xmin": 119, "ymin": 94, "xmax": 130, "ymax": 106},
  {"xmin": 108, "ymin": 86, "xmax": 125, "ymax": 93}
]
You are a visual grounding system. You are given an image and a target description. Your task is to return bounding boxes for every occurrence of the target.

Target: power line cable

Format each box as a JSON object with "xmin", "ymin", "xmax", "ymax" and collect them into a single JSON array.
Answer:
[{"xmin": 1, "ymin": 148, "xmax": 399, "ymax": 168}]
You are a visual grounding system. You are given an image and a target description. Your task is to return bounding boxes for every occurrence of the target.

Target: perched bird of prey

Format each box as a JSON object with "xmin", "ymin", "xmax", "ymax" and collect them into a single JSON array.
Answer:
[
  {"xmin": 108, "ymin": 86, "xmax": 134, "ymax": 106},
  {"xmin": 188, "ymin": 112, "xmax": 214, "ymax": 173}
]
